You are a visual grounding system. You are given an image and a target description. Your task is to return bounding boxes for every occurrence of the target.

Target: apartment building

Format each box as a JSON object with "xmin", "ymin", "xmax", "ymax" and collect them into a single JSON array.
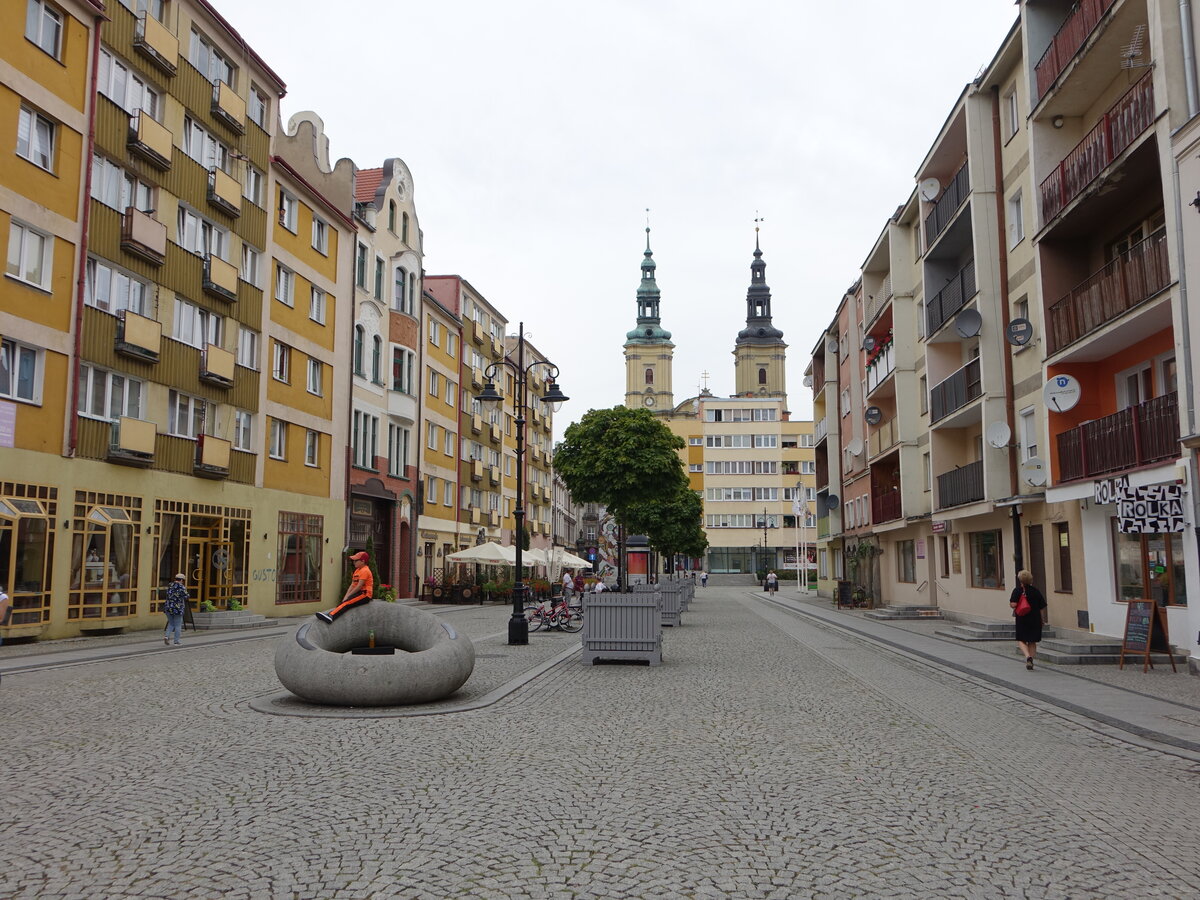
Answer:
[
  {"xmin": 510, "ymin": 333, "xmax": 558, "ymax": 550},
  {"xmin": 347, "ymin": 158, "xmax": 421, "ymax": 598}
]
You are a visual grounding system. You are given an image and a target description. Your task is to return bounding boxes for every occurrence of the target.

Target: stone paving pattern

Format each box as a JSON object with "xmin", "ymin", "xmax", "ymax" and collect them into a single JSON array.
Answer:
[{"xmin": 1, "ymin": 589, "xmax": 1198, "ymax": 898}]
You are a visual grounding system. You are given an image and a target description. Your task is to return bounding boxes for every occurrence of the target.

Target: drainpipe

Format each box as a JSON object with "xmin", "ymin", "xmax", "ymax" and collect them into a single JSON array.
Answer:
[
  {"xmin": 1172, "ymin": 146, "xmax": 1200, "ymax": 571},
  {"xmin": 67, "ymin": 16, "xmax": 105, "ymax": 458},
  {"xmin": 992, "ymin": 85, "xmax": 1023, "ymax": 577},
  {"xmin": 1182, "ymin": 1, "xmax": 1199, "ymax": 117}
]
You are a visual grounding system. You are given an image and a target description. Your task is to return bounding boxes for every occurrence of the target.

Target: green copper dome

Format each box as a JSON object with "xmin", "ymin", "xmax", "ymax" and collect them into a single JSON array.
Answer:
[{"xmin": 627, "ymin": 226, "xmax": 672, "ymax": 344}]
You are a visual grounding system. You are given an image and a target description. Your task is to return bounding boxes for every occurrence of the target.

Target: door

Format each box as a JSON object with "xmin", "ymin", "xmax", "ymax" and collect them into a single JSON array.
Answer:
[
  {"xmin": 185, "ymin": 539, "xmax": 206, "ymax": 609},
  {"xmin": 1026, "ymin": 525, "xmax": 1045, "ymax": 593}
]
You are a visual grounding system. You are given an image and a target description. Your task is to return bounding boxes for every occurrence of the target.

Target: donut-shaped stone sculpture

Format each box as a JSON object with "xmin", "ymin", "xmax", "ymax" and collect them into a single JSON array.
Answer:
[{"xmin": 275, "ymin": 601, "xmax": 475, "ymax": 706}]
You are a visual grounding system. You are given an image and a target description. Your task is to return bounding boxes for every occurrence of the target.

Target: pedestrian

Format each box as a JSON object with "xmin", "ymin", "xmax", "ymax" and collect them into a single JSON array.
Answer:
[
  {"xmin": 700, "ymin": 571, "xmax": 708, "ymax": 587},
  {"xmin": 766, "ymin": 570, "xmax": 778, "ymax": 594},
  {"xmin": 163, "ymin": 574, "xmax": 188, "ymax": 646},
  {"xmin": 574, "ymin": 573, "xmax": 585, "ymax": 595},
  {"xmin": 562, "ymin": 570, "xmax": 573, "ymax": 600},
  {"xmin": 593, "ymin": 579, "xmax": 607, "ymax": 594},
  {"xmin": 317, "ymin": 551, "xmax": 374, "ymax": 623},
  {"xmin": 1010, "ymin": 569, "xmax": 1048, "ymax": 670},
  {"xmin": 0, "ymin": 588, "xmax": 11, "ymax": 643}
]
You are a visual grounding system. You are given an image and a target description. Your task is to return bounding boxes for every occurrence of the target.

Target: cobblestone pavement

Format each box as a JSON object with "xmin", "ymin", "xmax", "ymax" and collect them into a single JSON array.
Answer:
[{"xmin": 2, "ymin": 590, "xmax": 1198, "ymax": 899}]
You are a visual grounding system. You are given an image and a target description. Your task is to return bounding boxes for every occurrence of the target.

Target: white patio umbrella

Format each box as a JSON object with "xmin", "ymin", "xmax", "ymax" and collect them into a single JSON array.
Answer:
[
  {"xmin": 445, "ymin": 542, "xmax": 517, "ymax": 566},
  {"xmin": 556, "ymin": 550, "xmax": 591, "ymax": 568}
]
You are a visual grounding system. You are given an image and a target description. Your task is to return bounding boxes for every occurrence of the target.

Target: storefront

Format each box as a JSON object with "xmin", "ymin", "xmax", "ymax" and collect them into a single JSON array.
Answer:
[
  {"xmin": 153, "ymin": 500, "xmax": 251, "ymax": 612},
  {"xmin": 0, "ymin": 482, "xmax": 57, "ymax": 635}
]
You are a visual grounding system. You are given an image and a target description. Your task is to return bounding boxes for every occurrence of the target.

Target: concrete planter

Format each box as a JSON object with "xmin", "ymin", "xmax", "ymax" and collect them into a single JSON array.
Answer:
[{"xmin": 582, "ymin": 592, "xmax": 662, "ymax": 666}]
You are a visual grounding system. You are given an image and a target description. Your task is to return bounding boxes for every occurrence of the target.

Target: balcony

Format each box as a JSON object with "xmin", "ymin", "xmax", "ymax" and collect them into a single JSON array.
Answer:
[
  {"xmin": 489, "ymin": 510, "xmax": 500, "ymax": 527},
  {"xmin": 489, "ymin": 424, "xmax": 501, "ymax": 444},
  {"xmin": 120, "ymin": 207, "xmax": 167, "ymax": 265},
  {"xmin": 194, "ymin": 435, "xmax": 231, "ymax": 479},
  {"xmin": 924, "ymin": 160, "xmax": 970, "ymax": 247},
  {"xmin": 470, "ymin": 320, "xmax": 484, "ymax": 345},
  {"xmin": 1047, "ymin": 228, "xmax": 1170, "ymax": 355},
  {"xmin": 491, "ymin": 336, "xmax": 504, "ymax": 358},
  {"xmin": 868, "ymin": 418, "xmax": 898, "ymax": 459},
  {"xmin": 1034, "ymin": 0, "xmax": 1118, "ymax": 101},
  {"xmin": 134, "ymin": 11, "xmax": 178, "ymax": 75},
  {"xmin": 816, "ymin": 456, "xmax": 829, "ymax": 491},
  {"xmin": 127, "ymin": 111, "xmax": 172, "ymax": 170},
  {"xmin": 817, "ymin": 514, "xmax": 829, "ymax": 540},
  {"xmin": 926, "ymin": 259, "xmax": 976, "ymax": 336},
  {"xmin": 1057, "ymin": 392, "xmax": 1179, "ymax": 482},
  {"xmin": 470, "ymin": 414, "xmax": 483, "ymax": 434},
  {"xmin": 113, "ymin": 310, "xmax": 161, "ymax": 363},
  {"xmin": 865, "ymin": 343, "xmax": 895, "ymax": 395},
  {"xmin": 488, "ymin": 466, "xmax": 500, "ymax": 485},
  {"xmin": 200, "ymin": 344, "xmax": 235, "ymax": 388},
  {"xmin": 211, "ymin": 81, "xmax": 246, "ymax": 134},
  {"xmin": 207, "ymin": 168, "xmax": 241, "ymax": 217},
  {"xmin": 930, "ymin": 359, "xmax": 982, "ymax": 424},
  {"xmin": 814, "ymin": 416, "xmax": 829, "ymax": 444},
  {"xmin": 937, "ymin": 460, "xmax": 984, "ymax": 510},
  {"xmin": 1040, "ymin": 72, "xmax": 1154, "ymax": 225},
  {"xmin": 864, "ymin": 274, "xmax": 892, "ymax": 325},
  {"xmin": 470, "ymin": 367, "xmax": 483, "ymax": 389},
  {"xmin": 872, "ymin": 490, "xmax": 902, "ymax": 524},
  {"xmin": 530, "ymin": 446, "xmax": 542, "ymax": 464},
  {"xmin": 108, "ymin": 417, "xmax": 156, "ymax": 467},
  {"xmin": 470, "ymin": 459, "xmax": 484, "ymax": 481},
  {"xmin": 469, "ymin": 508, "xmax": 482, "ymax": 526},
  {"xmin": 203, "ymin": 255, "xmax": 239, "ymax": 302},
  {"xmin": 387, "ymin": 390, "xmax": 417, "ymax": 425}
]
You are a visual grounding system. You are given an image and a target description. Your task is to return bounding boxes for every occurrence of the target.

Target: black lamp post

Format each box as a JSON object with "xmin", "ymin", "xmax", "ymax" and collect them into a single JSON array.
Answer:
[{"xmin": 476, "ymin": 321, "xmax": 568, "ymax": 644}]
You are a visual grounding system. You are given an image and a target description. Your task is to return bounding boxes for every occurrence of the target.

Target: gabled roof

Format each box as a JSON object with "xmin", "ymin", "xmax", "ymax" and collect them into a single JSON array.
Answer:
[{"xmin": 354, "ymin": 168, "xmax": 384, "ymax": 204}]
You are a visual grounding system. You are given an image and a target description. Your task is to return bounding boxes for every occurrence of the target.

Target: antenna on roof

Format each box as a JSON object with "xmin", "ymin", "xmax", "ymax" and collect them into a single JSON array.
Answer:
[{"xmin": 1120, "ymin": 25, "xmax": 1149, "ymax": 68}]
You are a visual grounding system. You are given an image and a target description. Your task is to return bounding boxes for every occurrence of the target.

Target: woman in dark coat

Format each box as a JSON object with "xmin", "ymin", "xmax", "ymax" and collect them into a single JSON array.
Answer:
[{"xmin": 1010, "ymin": 569, "xmax": 1048, "ymax": 670}]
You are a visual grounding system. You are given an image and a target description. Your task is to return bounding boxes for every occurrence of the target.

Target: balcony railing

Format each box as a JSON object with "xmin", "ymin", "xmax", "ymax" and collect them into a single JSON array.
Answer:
[
  {"xmin": 868, "ymin": 418, "xmax": 898, "ymax": 458},
  {"xmin": 872, "ymin": 490, "xmax": 902, "ymax": 524},
  {"xmin": 930, "ymin": 358, "xmax": 982, "ymax": 423},
  {"xmin": 924, "ymin": 160, "xmax": 970, "ymax": 247},
  {"xmin": 926, "ymin": 258, "xmax": 976, "ymax": 336},
  {"xmin": 1056, "ymin": 391, "xmax": 1179, "ymax": 482},
  {"xmin": 814, "ymin": 416, "xmax": 829, "ymax": 444},
  {"xmin": 1040, "ymin": 71, "xmax": 1154, "ymax": 224},
  {"xmin": 864, "ymin": 274, "xmax": 893, "ymax": 325},
  {"xmin": 866, "ymin": 343, "xmax": 896, "ymax": 394},
  {"xmin": 1034, "ymin": 0, "xmax": 1118, "ymax": 101},
  {"xmin": 937, "ymin": 459, "xmax": 984, "ymax": 509},
  {"xmin": 1047, "ymin": 228, "xmax": 1170, "ymax": 354}
]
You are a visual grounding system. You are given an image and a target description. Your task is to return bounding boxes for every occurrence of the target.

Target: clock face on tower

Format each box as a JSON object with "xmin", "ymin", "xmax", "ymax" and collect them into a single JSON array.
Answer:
[{"xmin": 644, "ymin": 396, "xmax": 655, "ymax": 407}]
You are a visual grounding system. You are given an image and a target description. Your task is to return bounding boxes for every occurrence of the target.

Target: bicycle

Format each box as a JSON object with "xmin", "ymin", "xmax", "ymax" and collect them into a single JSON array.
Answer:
[{"xmin": 524, "ymin": 597, "xmax": 583, "ymax": 633}]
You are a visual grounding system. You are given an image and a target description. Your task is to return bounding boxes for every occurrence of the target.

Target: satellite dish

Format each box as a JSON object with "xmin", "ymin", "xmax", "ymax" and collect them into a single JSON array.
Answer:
[
  {"xmin": 828, "ymin": 339, "xmax": 840, "ymax": 354},
  {"xmin": 1021, "ymin": 456, "xmax": 1048, "ymax": 487},
  {"xmin": 848, "ymin": 438, "xmax": 864, "ymax": 456},
  {"xmin": 862, "ymin": 336, "xmax": 876, "ymax": 353},
  {"xmin": 825, "ymin": 494, "xmax": 841, "ymax": 510},
  {"xmin": 986, "ymin": 421, "xmax": 1012, "ymax": 449},
  {"xmin": 1006, "ymin": 317, "xmax": 1034, "ymax": 346},
  {"xmin": 919, "ymin": 177, "xmax": 941, "ymax": 202},
  {"xmin": 864, "ymin": 406, "xmax": 883, "ymax": 426},
  {"xmin": 954, "ymin": 308, "xmax": 983, "ymax": 338},
  {"xmin": 803, "ymin": 374, "xmax": 813, "ymax": 387}
]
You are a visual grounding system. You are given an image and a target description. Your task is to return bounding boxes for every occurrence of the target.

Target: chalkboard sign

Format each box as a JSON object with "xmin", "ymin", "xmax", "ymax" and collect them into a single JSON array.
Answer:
[
  {"xmin": 1118, "ymin": 601, "xmax": 1176, "ymax": 673},
  {"xmin": 836, "ymin": 580, "xmax": 853, "ymax": 609}
]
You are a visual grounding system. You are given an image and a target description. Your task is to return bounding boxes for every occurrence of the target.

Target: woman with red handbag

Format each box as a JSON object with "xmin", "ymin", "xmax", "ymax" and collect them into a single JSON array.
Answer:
[{"xmin": 1010, "ymin": 569, "xmax": 1048, "ymax": 670}]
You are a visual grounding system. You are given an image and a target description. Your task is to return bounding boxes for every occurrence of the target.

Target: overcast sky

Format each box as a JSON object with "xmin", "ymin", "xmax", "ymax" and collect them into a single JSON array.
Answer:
[{"xmin": 228, "ymin": 1, "xmax": 1019, "ymax": 433}]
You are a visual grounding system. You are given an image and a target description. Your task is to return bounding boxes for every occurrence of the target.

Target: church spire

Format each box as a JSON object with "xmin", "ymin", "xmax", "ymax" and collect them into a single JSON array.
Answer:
[
  {"xmin": 735, "ymin": 224, "xmax": 783, "ymax": 346},
  {"xmin": 627, "ymin": 225, "xmax": 672, "ymax": 342}
]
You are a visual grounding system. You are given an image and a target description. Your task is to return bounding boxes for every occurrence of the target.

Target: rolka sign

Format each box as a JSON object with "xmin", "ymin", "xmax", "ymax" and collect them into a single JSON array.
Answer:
[{"xmin": 1116, "ymin": 483, "xmax": 1185, "ymax": 534}]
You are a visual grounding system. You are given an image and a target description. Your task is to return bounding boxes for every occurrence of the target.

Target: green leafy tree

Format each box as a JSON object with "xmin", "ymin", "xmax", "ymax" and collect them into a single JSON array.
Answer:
[
  {"xmin": 624, "ymin": 485, "xmax": 707, "ymax": 569},
  {"xmin": 554, "ymin": 407, "xmax": 687, "ymax": 522}
]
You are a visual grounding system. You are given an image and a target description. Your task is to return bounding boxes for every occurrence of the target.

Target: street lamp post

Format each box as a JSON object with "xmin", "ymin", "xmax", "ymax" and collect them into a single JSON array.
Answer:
[{"xmin": 476, "ymin": 322, "xmax": 568, "ymax": 645}]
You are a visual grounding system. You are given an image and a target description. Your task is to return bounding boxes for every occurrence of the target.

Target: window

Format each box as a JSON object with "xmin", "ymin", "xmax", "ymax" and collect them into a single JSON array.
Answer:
[
  {"xmin": 249, "ymin": 87, "xmax": 268, "ymax": 129},
  {"xmin": 173, "ymin": 299, "xmax": 221, "ymax": 349},
  {"xmin": 371, "ymin": 336, "xmax": 382, "ymax": 384},
  {"xmin": 897, "ymin": 540, "xmax": 916, "ymax": 583},
  {"xmin": 1007, "ymin": 191, "xmax": 1024, "ymax": 248},
  {"xmin": 268, "ymin": 419, "xmax": 286, "ymax": 459},
  {"xmin": 402, "ymin": 212, "xmax": 410, "ymax": 244},
  {"xmin": 177, "ymin": 207, "xmax": 228, "ymax": 260},
  {"xmin": 428, "ymin": 318, "xmax": 441, "ymax": 347},
  {"xmin": 688, "ymin": 436, "xmax": 702, "ymax": 445},
  {"xmin": 276, "ymin": 512, "xmax": 322, "ymax": 605},
  {"xmin": 167, "ymin": 390, "xmax": 205, "ymax": 438},
  {"xmin": 272, "ymin": 341, "xmax": 290, "ymax": 383},
  {"xmin": 278, "ymin": 190, "xmax": 297, "ymax": 232},
  {"xmin": 305, "ymin": 430, "xmax": 320, "ymax": 467},
  {"xmin": 240, "ymin": 244, "xmax": 260, "ymax": 287},
  {"xmin": 1160, "ymin": 355, "xmax": 1178, "ymax": 395},
  {"xmin": 189, "ymin": 30, "xmax": 235, "ymax": 87},
  {"xmin": 1053, "ymin": 522, "xmax": 1073, "ymax": 593},
  {"xmin": 352, "ymin": 325, "xmax": 365, "ymax": 376},
  {"xmin": 17, "ymin": 106, "xmax": 55, "ymax": 171},
  {"xmin": 840, "ymin": 389, "xmax": 850, "ymax": 417},
  {"xmin": 688, "ymin": 463, "xmax": 702, "ymax": 472},
  {"xmin": 1112, "ymin": 523, "xmax": 1186, "ymax": 606},
  {"xmin": 182, "ymin": 117, "xmax": 229, "ymax": 172},
  {"xmin": 85, "ymin": 258, "xmax": 147, "ymax": 315},
  {"xmin": 388, "ymin": 424, "xmax": 410, "ymax": 476},
  {"xmin": 392, "ymin": 348, "xmax": 415, "ymax": 394},
  {"xmin": 237, "ymin": 327, "xmax": 259, "ymax": 369},
  {"xmin": 758, "ymin": 367, "xmax": 767, "ymax": 385},
  {"xmin": 426, "ymin": 476, "xmax": 437, "ymax": 504},
  {"xmin": 90, "ymin": 155, "xmax": 153, "ymax": 211},
  {"xmin": 77, "ymin": 364, "xmax": 142, "ymax": 419},
  {"xmin": 374, "ymin": 256, "xmax": 384, "ymax": 300},
  {"xmin": 355, "ymin": 243, "xmax": 367, "ymax": 288},
  {"xmin": 312, "ymin": 217, "xmax": 328, "ymax": 254},
  {"xmin": 98, "ymin": 48, "xmax": 160, "ymax": 119},
  {"xmin": 800, "ymin": 460, "xmax": 815, "ymax": 474},
  {"xmin": 447, "ymin": 333, "xmax": 457, "ymax": 359},
  {"xmin": 444, "ymin": 481, "xmax": 454, "ymax": 506},
  {"xmin": 1019, "ymin": 407, "xmax": 1037, "ymax": 460},
  {"xmin": 428, "ymin": 369, "xmax": 440, "ymax": 397},
  {"xmin": 444, "ymin": 430, "xmax": 454, "ymax": 456},
  {"xmin": 309, "ymin": 287, "xmax": 326, "ymax": 325},
  {"xmin": 426, "ymin": 422, "xmax": 438, "ymax": 450},
  {"xmin": 306, "ymin": 357, "xmax": 322, "ymax": 395},
  {"xmin": 26, "ymin": 0, "xmax": 63, "ymax": 57},
  {"xmin": 0, "ymin": 339, "xmax": 40, "ymax": 403},
  {"xmin": 645, "ymin": 367, "xmax": 654, "ymax": 385},
  {"xmin": 394, "ymin": 266, "xmax": 410, "ymax": 314},
  {"xmin": 1004, "ymin": 86, "xmax": 1019, "ymax": 139},
  {"xmin": 969, "ymin": 530, "xmax": 1003, "ymax": 589},
  {"xmin": 233, "ymin": 410, "xmax": 253, "ymax": 451},
  {"xmin": 445, "ymin": 378, "xmax": 455, "ymax": 407},
  {"xmin": 274, "ymin": 265, "xmax": 294, "ymax": 306},
  {"xmin": 1116, "ymin": 361, "xmax": 1154, "ymax": 410},
  {"xmin": 388, "ymin": 201, "xmax": 397, "ymax": 233},
  {"xmin": 243, "ymin": 165, "xmax": 263, "ymax": 206}
]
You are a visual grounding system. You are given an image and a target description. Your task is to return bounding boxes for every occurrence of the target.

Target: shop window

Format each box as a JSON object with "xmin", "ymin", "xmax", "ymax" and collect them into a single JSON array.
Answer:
[
  {"xmin": 969, "ymin": 530, "xmax": 1003, "ymax": 589},
  {"xmin": 68, "ymin": 497, "xmax": 140, "ymax": 620},
  {"xmin": 153, "ymin": 501, "xmax": 249, "ymax": 611},
  {"xmin": 277, "ymin": 512, "xmax": 322, "ymax": 604},
  {"xmin": 1112, "ymin": 522, "xmax": 1186, "ymax": 607},
  {"xmin": 0, "ymin": 485, "xmax": 56, "ymax": 627}
]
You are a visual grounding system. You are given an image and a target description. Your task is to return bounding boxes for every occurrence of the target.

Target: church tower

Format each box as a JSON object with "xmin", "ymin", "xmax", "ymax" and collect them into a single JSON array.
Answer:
[
  {"xmin": 624, "ymin": 227, "xmax": 675, "ymax": 412},
  {"xmin": 733, "ymin": 229, "xmax": 787, "ymax": 401}
]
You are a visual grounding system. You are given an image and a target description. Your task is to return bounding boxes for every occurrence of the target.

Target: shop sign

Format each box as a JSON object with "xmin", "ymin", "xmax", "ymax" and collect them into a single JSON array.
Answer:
[
  {"xmin": 931, "ymin": 520, "xmax": 949, "ymax": 534},
  {"xmin": 1094, "ymin": 476, "xmax": 1130, "ymax": 505},
  {"xmin": 916, "ymin": 538, "xmax": 926, "ymax": 559},
  {"xmin": 351, "ymin": 499, "xmax": 373, "ymax": 517},
  {"xmin": 1117, "ymin": 483, "xmax": 1185, "ymax": 533}
]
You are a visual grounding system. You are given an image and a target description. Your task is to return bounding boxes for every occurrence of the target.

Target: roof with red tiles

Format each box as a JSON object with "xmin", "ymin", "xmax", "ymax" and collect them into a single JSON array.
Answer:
[{"xmin": 354, "ymin": 168, "xmax": 384, "ymax": 204}]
